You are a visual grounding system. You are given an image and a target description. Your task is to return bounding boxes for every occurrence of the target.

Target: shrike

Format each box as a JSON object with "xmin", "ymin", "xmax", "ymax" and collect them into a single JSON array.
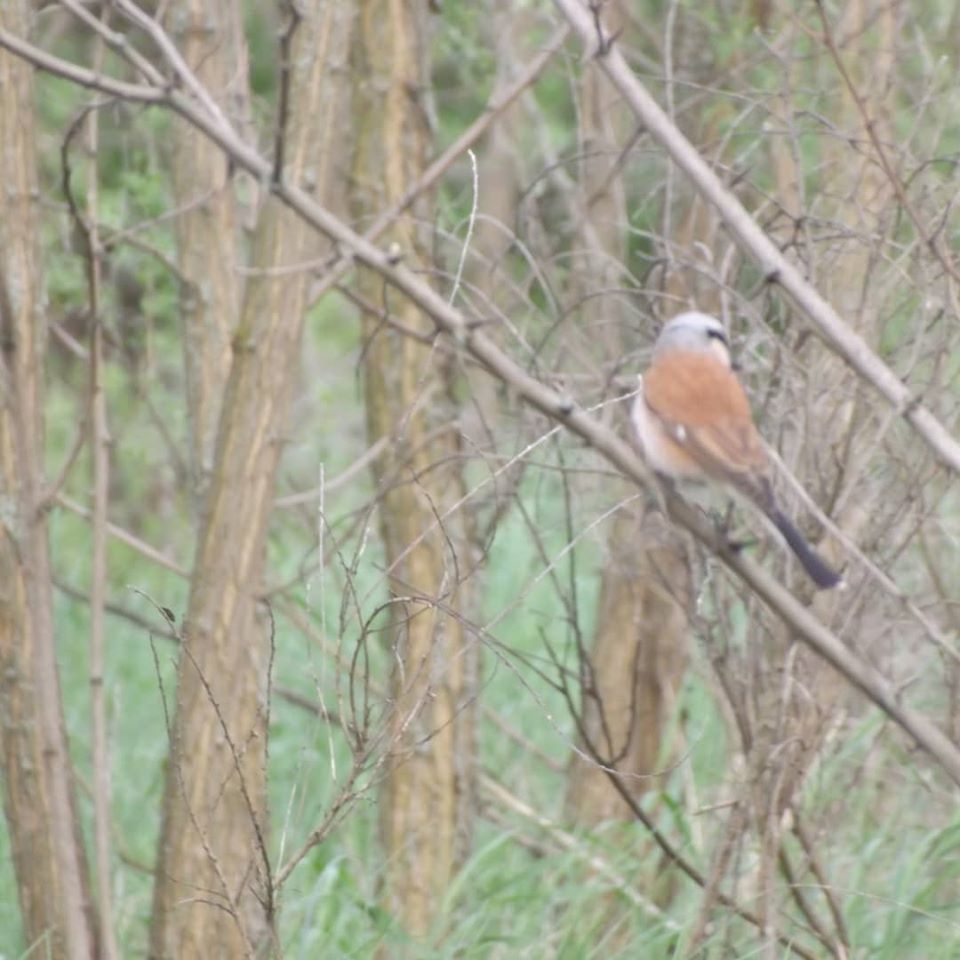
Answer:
[{"xmin": 632, "ymin": 311, "xmax": 841, "ymax": 589}]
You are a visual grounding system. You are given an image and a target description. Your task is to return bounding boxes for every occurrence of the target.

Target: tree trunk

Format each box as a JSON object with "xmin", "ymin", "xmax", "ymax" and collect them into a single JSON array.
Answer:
[
  {"xmin": 351, "ymin": 0, "xmax": 478, "ymax": 938},
  {"xmin": 565, "ymin": 0, "xmax": 691, "ymax": 841},
  {"xmin": 0, "ymin": 3, "xmax": 96, "ymax": 956},
  {"xmin": 567, "ymin": 512, "xmax": 690, "ymax": 820},
  {"xmin": 163, "ymin": 0, "xmax": 244, "ymax": 498},
  {"xmin": 459, "ymin": 0, "xmax": 527, "ymax": 448},
  {"xmin": 149, "ymin": 4, "xmax": 355, "ymax": 956}
]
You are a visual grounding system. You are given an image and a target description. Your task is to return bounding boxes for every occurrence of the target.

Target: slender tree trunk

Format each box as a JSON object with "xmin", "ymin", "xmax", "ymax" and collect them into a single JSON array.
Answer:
[
  {"xmin": 149, "ymin": 4, "xmax": 355, "ymax": 956},
  {"xmin": 163, "ymin": 0, "xmax": 244, "ymax": 497},
  {"xmin": 0, "ymin": 3, "xmax": 96, "ymax": 957},
  {"xmin": 351, "ymin": 0, "xmax": 478, "ymax": 938},
  {"xmin": 565, "ymin": 0, "xmax": 691, "ymax": 840},
  {"xmin": 567, "ymin": 516, "xmax": 691, "ymax": 821},
  {"xmin": 460, "ymin": 0, "xmax": 527, "ymax": 446}
]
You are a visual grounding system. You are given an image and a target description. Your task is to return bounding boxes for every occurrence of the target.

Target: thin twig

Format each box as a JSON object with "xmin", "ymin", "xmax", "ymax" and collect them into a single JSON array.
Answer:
[
  {"xmin": 60, "ymin": 79, "xmax": 121, "ymax": 960},
  {"xmin": 55, "ymin": 578, "xmax": 179, "ymax": 640},
  {"xmin": 275, "ymin": 437, "xmax": 389, "ymax": 508},
  {"xmin": 448, "ymin": 148, "xmax": 479, "ymax": 305},
  {"xmin": 660, "ymin": 0, "xmax": 679, "ymax": 271},
  {"xmin": 58, "ymin": 0, "xmax": 166, "ymax": 88},
  {"xmin": 273, "ymin": 0, "xmax": 303, "ymax": 184},
  {"xmin": 142, "ymin": 606, "xmax": 255, "ymax": 959},
  {"xmin": 793, "ymin": 813, "xmax": 850, "ymax": 948},
  {"xmin": 178, "ymin": 641, "xmax": 274, "ymax": 938},
  {"xmin": 480, "ymin": 772, "xmax": 679, "ymax": 929},
  {"xmin": 596, "ymin": 765, "xmax": 821, "ymax": 960},
  {"xmin": 271, "ymin": 754, "xmax": 370, "ymax": 890},
  {"xmin": 684, "ymin": 801, "xmax": 749, "ymax": 956},
  {"xmin": 112, "ymin": 0, "xmax": 234, "ymax": 128},
  {"xmin": 813, "ymin": 1, "xmax": 960, "ymax": 306},
  {"xmin": 57, "ymin": 494, "xmax": 189, "ymax": 577},
  {"xmin": 37, "ymin": 415, "xmax": 88, "ymax": 514},
  {"xmin": 779, "ymin": 844, "xmax": 847, "ymax": 960},
  {"xmin": 305, "ymin": 23, "xmax": 571, "ymax": 307}
]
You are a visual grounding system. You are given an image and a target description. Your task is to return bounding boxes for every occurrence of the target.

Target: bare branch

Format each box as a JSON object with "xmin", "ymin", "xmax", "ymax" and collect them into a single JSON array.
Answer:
[
  {"xmin": 274, "ymin": 436, "xmax": 389, "ymax": 508},
  {"xmin": 813, "ymin": 0, "xmax": 960, "ymax": 304},
  {"xmin": 481, "ymin": 773, "xmax": 679, "ymax": 929},
  {"xmin": 60, "ymin": 82, "xmax": 119, "ymax": 960},
  {"xmin": 273, "ymin": 0, "xmax": 303, "ymax": 184},
  {"xmin": 0, "ymin": 27, "xmax": 163, "ymax": 102},
  {"xmin": 57, "ymin": 495, "xmax": 189, "ymax": 577}
]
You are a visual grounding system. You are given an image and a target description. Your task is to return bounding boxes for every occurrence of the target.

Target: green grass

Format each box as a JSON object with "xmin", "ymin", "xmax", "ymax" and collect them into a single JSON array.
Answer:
[
  {"xmin": 3, "ymin": 477, "xmax": 957, "ymax": 959},
  {"xmin": 5, "ymin": 374, "xmax": 960, "ymax": 958}
]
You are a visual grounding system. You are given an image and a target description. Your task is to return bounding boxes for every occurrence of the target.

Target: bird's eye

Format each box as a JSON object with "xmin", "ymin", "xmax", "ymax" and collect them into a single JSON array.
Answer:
[{"xmin": 706, "ymin": 328, "xmax": 728, "ymax": 346}]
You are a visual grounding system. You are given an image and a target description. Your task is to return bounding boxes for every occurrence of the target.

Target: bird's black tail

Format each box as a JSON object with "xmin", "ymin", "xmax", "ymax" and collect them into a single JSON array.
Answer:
[{"xmin": 772, "ymin": 510, "xmax": 842, "ymax": 589}]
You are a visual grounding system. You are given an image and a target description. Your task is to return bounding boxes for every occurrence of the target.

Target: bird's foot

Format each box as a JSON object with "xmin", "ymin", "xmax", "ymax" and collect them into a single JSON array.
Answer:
[{"xmin": 709, "ymin": 507, "xmax": 756, "ymax": 553}]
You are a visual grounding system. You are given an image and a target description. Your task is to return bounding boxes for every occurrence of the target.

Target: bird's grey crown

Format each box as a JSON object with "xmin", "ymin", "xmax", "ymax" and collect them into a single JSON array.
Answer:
[{"xmin": 654, "ymin": 311, "xmax": 728, "ymax": 357}]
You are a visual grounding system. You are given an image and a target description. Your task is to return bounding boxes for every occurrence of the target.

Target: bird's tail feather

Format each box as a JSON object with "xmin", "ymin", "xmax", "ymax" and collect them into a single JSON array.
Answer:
[{"xmin": 772, "ymin": 510, "xmax": 842, "ymax": 589}]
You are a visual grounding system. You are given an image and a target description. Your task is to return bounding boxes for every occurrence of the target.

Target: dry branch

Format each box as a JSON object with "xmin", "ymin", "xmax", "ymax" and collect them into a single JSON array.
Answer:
[
  {"xmin": 60, "ymin": 84, "xmax": 121, "ymax": 960},
  {"xmin": 0, "ymin": 5, "xmax": 96, "ymax": 954}
]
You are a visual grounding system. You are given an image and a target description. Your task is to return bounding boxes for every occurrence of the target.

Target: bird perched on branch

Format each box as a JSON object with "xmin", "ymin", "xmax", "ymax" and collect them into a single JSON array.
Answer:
[{"xmin": 631, "ymin": 311, "xmax": 841, "ymax": 589}]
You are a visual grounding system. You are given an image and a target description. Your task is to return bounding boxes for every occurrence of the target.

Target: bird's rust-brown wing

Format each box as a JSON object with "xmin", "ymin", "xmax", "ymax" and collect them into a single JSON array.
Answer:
[{"xmin": 644, "ymin": 350, "xmax": 770, "ymax": 500}]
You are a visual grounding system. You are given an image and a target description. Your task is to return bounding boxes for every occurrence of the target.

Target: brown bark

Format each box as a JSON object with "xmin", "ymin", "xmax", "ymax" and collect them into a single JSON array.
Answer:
[
  {"xmin": 566, "ymin": 511, "xmax": 690, "ymax": 820},
  {"xmin": 149, "ymin": 4, "xmax": 355, "ymax": 957},
  {"xmin": 83, "ymin": 81, "xmax": 121, "ymax": 960},
  {"xmin": 0, "ymin": 3, "xmax": 96, "ymax": 957},
  {"xmin": 351, "ymin": 0, "xmax": 477, "ymax": 938},
  {"xmin": 163, "ymin": 0, "xmax": 243, "ymax": 497},
  {"xmin": 574, "ymin": 12, "xmax": 628, "ymax": 372}
]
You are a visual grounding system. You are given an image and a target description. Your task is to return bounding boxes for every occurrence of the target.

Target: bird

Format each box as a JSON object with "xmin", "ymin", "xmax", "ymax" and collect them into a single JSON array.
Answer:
[{"xmin": 631, "ymin": 310, "xmax": 841, "ymax": 589}]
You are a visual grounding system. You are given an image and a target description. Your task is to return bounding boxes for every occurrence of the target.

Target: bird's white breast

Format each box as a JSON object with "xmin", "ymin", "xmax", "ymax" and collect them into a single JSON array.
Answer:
[{"xmin": 631, "ymin": 376, "xmax": 702, "ymax": 480}]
